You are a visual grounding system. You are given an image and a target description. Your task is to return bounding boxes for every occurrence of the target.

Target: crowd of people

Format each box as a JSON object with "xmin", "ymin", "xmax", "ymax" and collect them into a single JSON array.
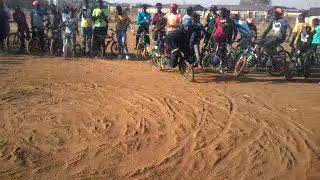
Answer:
[{"xmin": 0, "ymin": 0, "xmax": 319, "ymax": 74}]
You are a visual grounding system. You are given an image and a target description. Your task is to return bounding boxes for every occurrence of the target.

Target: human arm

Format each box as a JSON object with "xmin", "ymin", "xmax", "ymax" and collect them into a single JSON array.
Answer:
[{"xmin": 261, "ymin": 21, "xmax": 273, "ymax": 39}]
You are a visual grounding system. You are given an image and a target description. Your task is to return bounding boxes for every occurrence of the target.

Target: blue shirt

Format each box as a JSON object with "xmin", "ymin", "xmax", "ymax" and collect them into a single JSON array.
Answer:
[
  {"xmin": 137, "ymin": 11, "xmax": 151, "ymax": 28},
  {"xmin": 31, "ymin": 9, "xmax": 47, "ymax": 28},
  {"xmin": 235, "ymin": 20, "xmax": 253, "ymax": 38}
]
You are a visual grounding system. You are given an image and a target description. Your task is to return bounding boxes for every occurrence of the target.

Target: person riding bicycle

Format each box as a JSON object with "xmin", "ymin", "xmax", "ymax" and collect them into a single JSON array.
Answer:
[
  {"xmin": 135, "ymin": 4, "xmax": 151, "ymax": 51},
  {"xmin": 115, "ymin": 5, "xmax": 132, "ymax": 60},
  {"xmin": 233, "ymin": 13, "xmax": 253, "ymax": 50},
  {"xmin": 260, "ymin": 7, "xmax": 290, "ymax": 57},
  {"xmin": 13, "ymin": 5, "xmax": 30, "ymax": 52},
  {"xmin": 204, "ymin": 5, "xmax": 218, "ymax": 48},
  {"xmin": 212, "ymin": 8, "xmax": 235, "ymax": 73},
  {"xmin": 290, "ymin": 14, "xmax": 307, "ymax": 52},
  {"xmin": 92, "ymin": 0, "xmax": 109, "ymax": 57},
  {"xmin": 152, "ymin": 3, "xmax": 166, "ymax": 54},
  {"xmin": 30, "ymin": 1, "xmax": 48, "ymax": 51},
  {"xmin": 166, "ymin": 18, "xmax": 195, "ymax": 69},
  {"xmin": 79, "ymin": 0, "xmax": 93, "ymax": 54}
]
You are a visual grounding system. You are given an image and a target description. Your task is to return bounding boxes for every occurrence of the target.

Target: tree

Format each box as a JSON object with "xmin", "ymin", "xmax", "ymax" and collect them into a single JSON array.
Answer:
[{"xmin": 240, "ymin": 0, "xmax": 271, "ymax": 6}]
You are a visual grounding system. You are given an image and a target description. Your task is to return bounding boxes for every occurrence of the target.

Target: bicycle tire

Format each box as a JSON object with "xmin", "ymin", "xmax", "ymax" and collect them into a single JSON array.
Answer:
[
  {"xmin": 27, "ymin": 37, "xmax": 41, "ymax": 54},
  {"xmin": 110, "ymin": 41, "xmax": 118, "ymax": 57},
  {"xmin": 234, "ymin": 58, "xmax": 247, "ymax": 77},
  {"xmin": 6, "ymin": 33, "xmax": 20, "ymax": 51}
]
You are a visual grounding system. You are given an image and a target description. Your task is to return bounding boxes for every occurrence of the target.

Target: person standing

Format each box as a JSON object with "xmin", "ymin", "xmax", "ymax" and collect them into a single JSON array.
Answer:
[
  {"xmin": 92, "ymin": 0, "xmax": 109, "ymax": 57},
  {"xmin": 151, "ymin": 3, "xmax": 166, "ymax": 54},
  {"xmin": 165, "ymin": 4, "xmax": 183, "ymax": 55},
  {"xmin": 0, "ymin": 0, "xmax": 10, "ymax": 50},
  {"xmin": 135, "ymin": 4, "xmax": 151, "ymax": 50},
  {"xmin": 114, "ymin": 5, "xmax": 131, "ymax": 60},
  {"xmin": 79, "ymin": 0, "xmax": 93, "ymax": 54},
  {"xmin": 13, "ymin": 5, "xmax": 30, "ymax": 52}
]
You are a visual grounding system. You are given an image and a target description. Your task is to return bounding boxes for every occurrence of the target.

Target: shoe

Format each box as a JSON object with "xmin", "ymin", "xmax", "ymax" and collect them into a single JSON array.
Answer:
[
  {"xmin": 125, "ymin": 55, "xmax": 130, "ymax": 60},
  {"xmin": 117, "ymin": 55, "xmax": 123, "ymax": 59}
]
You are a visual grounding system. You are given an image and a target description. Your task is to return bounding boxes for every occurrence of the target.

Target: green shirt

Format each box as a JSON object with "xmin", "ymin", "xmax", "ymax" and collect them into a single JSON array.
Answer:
[
  {"xmin": 206, "ymin": 14, "xmax": 216, "ymax": 33},
  {"xmin": 92, "ymin": 7, "xmax": 109, "ymax": 28}
]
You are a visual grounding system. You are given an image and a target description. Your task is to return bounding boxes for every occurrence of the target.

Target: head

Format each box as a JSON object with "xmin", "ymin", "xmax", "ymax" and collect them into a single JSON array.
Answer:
[
  {"xmin": 142, "ymin": 4, "xmax": 148, "ymax": 12},
  {"xmin": 193, "ymin": 13, "xmax": 200, "ymax": 23},
  {"xmin": 248, "ymin": 11, "xmax": 253, "ymax": 18},
  {"xmin": 116, "ymin": 5, "xmax": 122, "ymax": 15},
  {"xmin": 84, "ymin": 0, "xmax": 89, "ymax": 6},
  {"xmin": 182, "ymin": 18, "xmax": 193, "ymax": 31},
  {"xmin": 312, "ymin": 18, "xmax": 320, "ymax": 28},
  {"xmin": 233, "ymin": 13, "xmax": 240, "ymax": 21},
  {"xmin": 297, "ymin": 14, "xmax": 305, "ymax": 23},
  {"xmin": 155, "ymin": 3, "xmax": 162, "ymax": 12},
  {"xmin": 274, "ymin": 7, "xmax": 284, "ymax": 20},
  {"xmin": 63, "ymin": 6, "xmax": 70, "ymax": 14},
  {"xmin": 219, "ymin": 8, "xmax": 228, "ymax": 18},
  {"xmin": 170, "ymin": 3, "xmax": 178, "ymax": 13},
  {"xmin": 98, "ymin": 0, "xmax": 103, "ymax": 8},
  {"xmin": 210, "ymin": 5, "xmax": 217, "ymax": 14},
  {"xmin": 305, "ymin": 26, "xmax": 312, "ymax": 34},
  {"xmin": 33, "ymin": 1, "xmax": 40, "ymax": 9},
  {"xmin": 15, "ymin": 5, "xmax": 21, "ymax": 12},
  {"xmin": 186, "ymin": 7, "xmax": 193, "ymax": 16}
]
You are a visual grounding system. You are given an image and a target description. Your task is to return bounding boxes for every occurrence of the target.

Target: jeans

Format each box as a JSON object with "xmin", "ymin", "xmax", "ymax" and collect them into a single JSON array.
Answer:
[
  {"xmin": 82, "ymin": 27, "xmax": 92, "ymax": 52},
  {"xmin": 32, "ymin": 27, "xmax": 45, "ymax": 51},
  {"xmin": 17, "ymin": 26, "xmax": 30, "ymax": 51},
  {"xmin": 116, "ymin": 30, "xmax": 128, "ymax": 56},
  {"xmin": 260, "ymin": 36, "xmax": 282, "ymax": 55},
  {"xmin": 153, "ymin": 30, "xmax": 165, "ymax": 54},
  {"xmin": 212, "ymin": 39, "xmax": 227, "ymax": 67}
]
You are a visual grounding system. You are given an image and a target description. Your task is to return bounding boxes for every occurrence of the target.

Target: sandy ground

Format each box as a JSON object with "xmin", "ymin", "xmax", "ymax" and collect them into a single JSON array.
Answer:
[{"xmin": 0, "ymin": 55, "xmax": 319, "ymax": 180}]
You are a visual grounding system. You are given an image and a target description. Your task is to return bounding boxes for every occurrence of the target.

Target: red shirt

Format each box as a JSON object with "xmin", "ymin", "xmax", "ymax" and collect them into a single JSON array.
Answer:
[{"xmin": 214, "ymin": 18, "xmax": 227, "ymax": 41}]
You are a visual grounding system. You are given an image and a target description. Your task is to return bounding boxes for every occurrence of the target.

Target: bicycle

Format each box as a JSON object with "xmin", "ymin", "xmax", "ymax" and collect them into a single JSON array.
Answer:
[
  {"xmin": 233, "ymin": 42, "xmax": 289, "ymax": 77},
  {"xmin": 150, "ymin": 32, "xmax": 167, "ymax": 71},
  {"xmin": 286, "ymin": 46, "xmax": 320, "ymax": 79},
  {"xmin": 27, "ymin": 27, "xmax": 51, "ymax": 54},
  {"xmin": 105, "ymin": 29, "xmax": 118, "ymax": 57},
  {"xmin": 136, "ymin": 28, "xmax": 150, "ymax": 60},
  {"xmin": 201, "ymin": 42, "xmax": 238, "ymax": 72}
]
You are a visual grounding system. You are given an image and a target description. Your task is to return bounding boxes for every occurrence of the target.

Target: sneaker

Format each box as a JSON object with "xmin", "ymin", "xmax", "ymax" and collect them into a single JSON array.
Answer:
[{"xmin": 125, "ymin": 55, "xmax": 130, "ymax": 60}]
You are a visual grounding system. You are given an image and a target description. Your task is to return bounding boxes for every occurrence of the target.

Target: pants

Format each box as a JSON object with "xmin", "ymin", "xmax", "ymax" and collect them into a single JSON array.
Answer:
[
  {"xmin": 260, "ymin": 36, "xmax": 282, "ymax": 55},
  {"xmin": 116, "ymin": 30, "xmax": 128, "ymax": 56},
  {"xmin": 153, "ymin": 30, "xmax": 165, "ymax": 54},
  {"xmin": 17, "ymin": 26, "xmax": 30, "ymax": 50},
  {"xmin": 136, "ymin": 26, "xmax": 150, "ymax": 48},
  {"xmin": 82, "ymin": 27, "xmax": 92, "ymax": 52},
  {"xmin": 92, "ymin": 27, "xmax": 107, "ymax": 55},
  {"xmin": 212, "ymin": 39, "xmax": 227, "ymax": 67},
  {"xmin": 239, "ymin": 35, "xmax": 253, "ymax": 50},
  {"xmin": 32, "ymin": 28, "xmax": 45, "ymax": 51}
]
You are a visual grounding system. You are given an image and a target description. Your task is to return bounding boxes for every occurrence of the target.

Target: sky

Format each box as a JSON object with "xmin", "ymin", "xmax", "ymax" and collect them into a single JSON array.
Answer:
[{"xmin": 115, "ymin": 0, "xmax": 320, "ymax": 9}]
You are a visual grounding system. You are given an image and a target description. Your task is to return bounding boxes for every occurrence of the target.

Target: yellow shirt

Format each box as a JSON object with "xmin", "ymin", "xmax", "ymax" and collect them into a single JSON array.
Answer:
[{"xmin": 292, "ymin": 22, "xmax": 306, "ymax": 45}]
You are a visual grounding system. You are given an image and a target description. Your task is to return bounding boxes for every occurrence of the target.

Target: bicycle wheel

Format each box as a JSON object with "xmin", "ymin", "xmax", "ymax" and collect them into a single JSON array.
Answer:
[
  {"xmin": 179, "ymin": 58, "xmax": 194, "ymax": 82},
  {"xmin": 6, "ymin": 33, "xmax": 21, "ymax": 51},
  {"xmin": 266, "ymin": 50, "xmax": 289, "ymax": 76},
  {"xmin": 50, "ymin": 40, "xmax": 62, "ymax": 56},
  {"xmin": 27, "ymin": 37, "xmax": 41, "ymax": 54},
  {"xmin": 110, "ymin": 41, "xmax": 118, "ymax": 57},
  {"xmin": 74, "ymin": 44, "xmax": 82, "ymax": 57},
  {"xmin": 234, "ymin": 58, "xmax": 247, "ymax": 77},
  {"xmin": 202, "ymin": 52, "xmax": 213, "ymax": 67}
]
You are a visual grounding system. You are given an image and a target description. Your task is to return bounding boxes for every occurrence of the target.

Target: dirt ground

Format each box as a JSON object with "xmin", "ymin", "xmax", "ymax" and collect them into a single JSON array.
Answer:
[{"xmin": 0, "ymin": 53, "xmax": 319, "ymax": 180}]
